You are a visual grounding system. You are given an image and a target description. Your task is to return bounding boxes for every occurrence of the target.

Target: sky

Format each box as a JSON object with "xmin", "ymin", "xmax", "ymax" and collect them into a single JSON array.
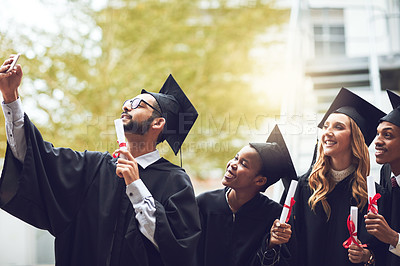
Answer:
[
  {"xmin": 0, "ymin": 0, "xmax": 107, "ymax": 39},
  {"xmin": 1, "ymin": 0, "xmax": 64, "ymax": 34}
]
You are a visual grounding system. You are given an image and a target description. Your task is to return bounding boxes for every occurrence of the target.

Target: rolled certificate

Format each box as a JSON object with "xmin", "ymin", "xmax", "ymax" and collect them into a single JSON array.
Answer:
[
  {"xmin": 114, "ymin": 118, "xmax": 127, "ymax": 159},
  {"xmin": 343, "ymin": 206, "xmax": 360, "ymax": 248},
  {"xmin": 350, "ymin": 206, "xmax": 358, "ymax": 244},
  {"xmin": 367, "ymin": 176, "xmax": 379, "ymax": 214},
  {"xmin": 279, "ymin": 180, "xmax": 298, "ymax": 223}
]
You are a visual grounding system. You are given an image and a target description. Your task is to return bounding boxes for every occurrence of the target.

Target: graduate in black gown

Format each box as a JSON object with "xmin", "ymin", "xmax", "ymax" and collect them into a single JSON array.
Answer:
[
  {"xmin": 365, "ymin": 90, "xmax": 400, "ymax": 265},
  {"xmin": 292, "ymin": 88, "xmax": 387, "ymax": 266},
  {"xmin": 0, "ymin": 56, "xmax": 201, "ymax": 266},
  {"xmin": 196, "ymin": 125, "xmax": 296, "ymax": 266}
]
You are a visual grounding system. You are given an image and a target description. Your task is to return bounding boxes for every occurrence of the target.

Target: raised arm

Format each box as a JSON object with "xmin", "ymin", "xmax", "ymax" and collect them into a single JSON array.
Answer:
[{"xmin": 0, "ymin": 55, "xmax": 26, "ymax": 162}]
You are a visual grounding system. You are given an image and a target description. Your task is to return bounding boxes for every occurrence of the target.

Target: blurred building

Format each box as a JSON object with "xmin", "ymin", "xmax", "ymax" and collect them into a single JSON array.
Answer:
[{"xmin": 283, "ymin": 0, "xmax": 400, "ymax": 178}]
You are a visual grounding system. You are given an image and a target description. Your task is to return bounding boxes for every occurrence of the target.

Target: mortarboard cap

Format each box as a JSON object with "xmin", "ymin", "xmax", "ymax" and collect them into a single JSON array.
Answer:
[
  {"xmin": 249, "ymin": 125, "xmax": 297, "ymax": 191},
  {"xmin": 142, "ymin": 74, "xmax": 198, "ymax": 155},
  {"xmin": 387, "ymin": 90, "xmax": 400, "ymax": 109},
  {"xmin": 380, "ymin": 90, "xmax": 400, "ymax": 128},
  {"xmin": 317, "ymin": 88, "xmax": 385, "ymax": 147},
  {"xmin": 266, "ymin": 125, "xmax": 298, "ymax": 200},
  {"xmin": 249, "ymin": 142, "xmax": 284, "ymax": 191}
]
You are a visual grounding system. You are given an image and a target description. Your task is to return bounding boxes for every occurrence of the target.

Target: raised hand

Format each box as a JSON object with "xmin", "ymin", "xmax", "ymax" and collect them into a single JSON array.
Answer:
[
  {"xmin": 348, "ymin": 241, "xmax": 371, "ymax": 264},
  {"xmin": 0, "ymin": 55, "xmax": 23, "ymax": 103},
  {"xmin": 269, "ymin": 219, "xmax": 292, "ymax": 248},
  {"xmin": 365, "ymin": 212, "xmax": 399, "ymax": 246},
  {"xmin": 115, "ymin": 148, "xmax": 140, "ymax": 185}
]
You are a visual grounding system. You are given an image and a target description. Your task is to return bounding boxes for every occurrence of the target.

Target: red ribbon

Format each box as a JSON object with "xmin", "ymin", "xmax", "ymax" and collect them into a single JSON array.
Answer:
[
  {"xmin": 367, "ymin": 193, "xmax": 381, "ymax": 214},
  {"xmin": 342, "ymin": 214, "xmax": 367, "ymax": 249},
  {"xmin": 283, "ymin": 197, "xmax": 295, "ymax": 223},
  {"xmin": 112, "ymin": 141, "xmax": 127, "ymax": 158}
]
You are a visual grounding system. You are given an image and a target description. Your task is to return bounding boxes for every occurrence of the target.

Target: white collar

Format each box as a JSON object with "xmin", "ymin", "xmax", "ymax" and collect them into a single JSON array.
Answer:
[{"xmin": 135, "ymin": 149, "xmax": 160, "ymax": 169}]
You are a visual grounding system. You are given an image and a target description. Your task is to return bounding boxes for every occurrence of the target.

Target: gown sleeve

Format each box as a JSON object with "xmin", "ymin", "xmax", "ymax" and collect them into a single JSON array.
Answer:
[
  {"xmin": 367, "ymin": 183, "xmax": 391, "ymax": 266},
  {"xmin": 251, "ymin": 205, "xmax": 296, "ymax": 266},
  {"xmin": 0, "ymin": 114, "xmax": 109, "ymax": 236},
  {"xmin": 151, "ymin": 168, "xmax": 201, "ymax": 266},
  {"xmin": 252, "ymin": 233, "xmax": 292, "ymax": 266},
  {"xmin": 195, "ymin": 195, "xmax": 206, "ymax": 266}
]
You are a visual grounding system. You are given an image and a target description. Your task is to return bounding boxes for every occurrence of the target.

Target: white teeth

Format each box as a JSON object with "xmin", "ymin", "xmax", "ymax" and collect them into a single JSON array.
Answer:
[
  {"xmin": 225, "ymin": 171, "xmax": 235, "ymax": 179},
  {"xmin": 325, "ymin": 140, "xmax": 336, "ymax": 145}
]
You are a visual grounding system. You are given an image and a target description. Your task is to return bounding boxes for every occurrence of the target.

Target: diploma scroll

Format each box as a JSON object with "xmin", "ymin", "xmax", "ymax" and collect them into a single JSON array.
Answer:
[
  {"xmin": 343, "ymin": 206, "xmax": 361, "ymax": 248},
  {"xmin": 114, "ymin": 119, "xmax": 127, "ymax": 159},
  {"xmin": 350, "ymin": 206, "xmax": 358, "ymax": 244},
  {"xmin": 367, "ymin": 176, "xmax": 380, "ymax": 214},
  {"xmin": 279, "ymin": 180, "xmax": 298, "ymax": 224}
]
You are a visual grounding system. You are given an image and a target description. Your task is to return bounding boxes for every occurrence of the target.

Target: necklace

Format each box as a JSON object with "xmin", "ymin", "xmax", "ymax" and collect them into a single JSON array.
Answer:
[{"xmin": 330, "ymin": 165, "xmax": 356, "ymax": 183}]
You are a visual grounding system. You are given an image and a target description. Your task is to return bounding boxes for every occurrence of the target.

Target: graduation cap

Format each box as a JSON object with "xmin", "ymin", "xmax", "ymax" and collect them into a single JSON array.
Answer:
[
  {"xmin": 142, "ymin": 74, "xmax": 198, "ymax": 155},
  {"xmin": 249, "ymin": 125, "xmax": 297, "ymax": 191},
  {"xmin": 387, "ymin": 90, "xmax": 400, "ymax": 109},
  {"xmin": 317, "ymin": 88, "xmax": 386, "ymax": 147},
  {"xmin": 380, "ymin": 90, "xmax": 400, "ymax": 128},
  {"xmin": 267, "ymin": 125, "xmax": 298, "ymax": 202}
]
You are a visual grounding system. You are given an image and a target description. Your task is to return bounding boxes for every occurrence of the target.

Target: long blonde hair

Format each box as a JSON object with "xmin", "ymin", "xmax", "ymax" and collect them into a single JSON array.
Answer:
[{"xmin": 308, "ymin": 116, "xmax": 370, "ymax": 220}]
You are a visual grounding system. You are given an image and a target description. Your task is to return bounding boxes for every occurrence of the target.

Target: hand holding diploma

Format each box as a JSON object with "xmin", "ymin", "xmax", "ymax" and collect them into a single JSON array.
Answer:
[
  {"xmin": 348, "ymin": 242, "xmax": 371, "ymax": 264},
  {"xmin": 114, "ymin": 118, "xmax": 140, "ymax": 185},
  {"xmin": 269, "ymin": 219, "xmax": 292, "ymax": 248},
  {"xmin": 363, "ymin": 176, "xmax": 396, "ymax": 245},
  {"xmin": 268, "ymin": 180, "xmax": 296, "ymax": 248},
  {"xmin": 115, "ymin": 148, "xmax": 140, "ymax": 186},
  {"xmin": 344, "ymin": 207, "xmax": 370, "ymax": 264},
  {"xmin": 365, "ymin": 212, "xmax": 399, "ymax": 246}
]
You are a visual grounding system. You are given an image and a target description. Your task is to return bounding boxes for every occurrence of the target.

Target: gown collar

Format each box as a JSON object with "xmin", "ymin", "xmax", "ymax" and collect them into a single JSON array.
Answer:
[{"xmin": 224, "ymin": 187, "xmax": 262, "ymax": 213}]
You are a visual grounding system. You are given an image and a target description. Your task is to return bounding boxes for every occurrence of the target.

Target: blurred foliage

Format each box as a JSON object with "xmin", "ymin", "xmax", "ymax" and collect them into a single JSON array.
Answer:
[{"xmin": 0, "ymin": 0, "xmax": 288, "ymax": 179}]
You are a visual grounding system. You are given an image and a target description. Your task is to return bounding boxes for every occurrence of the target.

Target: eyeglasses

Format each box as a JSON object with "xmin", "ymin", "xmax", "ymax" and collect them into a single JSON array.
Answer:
[{"xmin": 123, "ymin": 98, "xmax": 162, "ymax": 116}]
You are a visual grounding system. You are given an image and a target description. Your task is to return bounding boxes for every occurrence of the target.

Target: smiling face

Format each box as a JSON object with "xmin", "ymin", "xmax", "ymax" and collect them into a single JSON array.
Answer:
[
  {"xmin": 222, "ymin": 145, "xmax": 265, "ymax": 192},
  {"xmin": 375, "ymin": 121, "xmax": 400, "ymax": 170},
  {"xmin": 121, "ymin": 93, "xmax": 160, "ymax": 135},
  {"xmin": 321, "ymin": 113, "xmax": 352, "ymax": 160}
]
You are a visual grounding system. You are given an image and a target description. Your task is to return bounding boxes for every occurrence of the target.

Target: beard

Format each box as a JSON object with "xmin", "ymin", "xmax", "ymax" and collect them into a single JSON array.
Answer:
[{"xmin": 123, "ymin": 115, "xmax": 154, "ymax": 135}]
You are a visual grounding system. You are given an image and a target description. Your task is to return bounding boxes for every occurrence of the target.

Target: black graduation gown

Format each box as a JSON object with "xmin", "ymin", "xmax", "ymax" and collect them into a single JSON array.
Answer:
[
  {"xmin": 196, "ymin": 187, "xmax": 290, "ymax": 266},
  {"xmin": 292, "ymin": 173, "xmax": 387, "ymax": 266},
  {"xmin": 0, "ymin": 114, "xmax": 201, "ymax": 266},
  {"xmin": 379, "ymin": 163, "xmax": 400, "ymax": 265}
]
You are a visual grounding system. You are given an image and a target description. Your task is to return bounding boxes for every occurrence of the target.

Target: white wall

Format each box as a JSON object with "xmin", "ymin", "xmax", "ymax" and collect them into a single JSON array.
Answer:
[{"xmin": 0, "ymin": 211, "xmax": 37, "ymax": 266}]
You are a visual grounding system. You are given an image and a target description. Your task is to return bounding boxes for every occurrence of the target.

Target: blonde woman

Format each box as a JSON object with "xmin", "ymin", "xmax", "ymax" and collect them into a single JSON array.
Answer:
[{"xmin": 291, "ymin": 88, "xmax": 387, "ymax": 266}]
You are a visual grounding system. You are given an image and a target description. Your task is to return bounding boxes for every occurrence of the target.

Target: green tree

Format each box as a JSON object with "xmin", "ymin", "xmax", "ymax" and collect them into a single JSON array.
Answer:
[{"xmin": 1, "ymin": 0, "xmax": 288, "ymax": 180}]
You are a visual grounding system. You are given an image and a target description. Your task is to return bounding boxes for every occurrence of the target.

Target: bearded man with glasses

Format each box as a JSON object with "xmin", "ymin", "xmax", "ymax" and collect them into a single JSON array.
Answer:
[{"xmin": 0, "ymin": 54, "xmax": 201, "ymax": 266}]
